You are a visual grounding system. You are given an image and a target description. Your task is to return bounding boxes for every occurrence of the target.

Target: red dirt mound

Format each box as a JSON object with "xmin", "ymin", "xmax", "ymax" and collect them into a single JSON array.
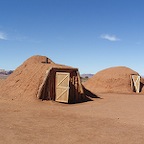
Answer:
[
  {"xmin": 83, "ymin": 66, "xmax": 142, "ymax": 94},
  {"xmin": 0, "ymin": 55, "xmax": 72, "ymax": 101}
]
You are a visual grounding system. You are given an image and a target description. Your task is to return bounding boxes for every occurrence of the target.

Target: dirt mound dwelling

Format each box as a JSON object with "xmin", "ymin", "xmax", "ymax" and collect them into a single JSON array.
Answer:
[
  {"xmin": 0, "ymin": 55, "xmax": 87, "ymax": 103},
  {"xmin": 84, "ymin": 66, "xmax": 144, "ymax": 94}
]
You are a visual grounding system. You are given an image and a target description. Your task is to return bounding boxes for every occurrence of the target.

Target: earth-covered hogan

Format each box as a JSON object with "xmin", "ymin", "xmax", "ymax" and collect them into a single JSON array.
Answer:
[
  {"xmin": 84, "ymin": 66, "xmax": 144, "ymax": 94},
  {"xmin": 0, "ymin": 55, "xmax": 90, "ymax": 103}
]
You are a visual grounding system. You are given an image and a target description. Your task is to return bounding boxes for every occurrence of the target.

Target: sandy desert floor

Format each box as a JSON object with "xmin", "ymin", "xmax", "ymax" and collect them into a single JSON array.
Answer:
[{"xmin": 0, "ymin": 91, "xmax": 144, "ymax": 144}]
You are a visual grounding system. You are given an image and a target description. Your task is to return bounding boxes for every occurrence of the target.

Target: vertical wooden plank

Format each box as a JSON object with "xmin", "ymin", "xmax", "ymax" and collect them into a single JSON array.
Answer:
[
  {"xmin": 47, "ymin": 75, "xmax": 51, "ymax": 100},
  {"xmin": 69, "ymin": 72, "xmax": 73, "ymax": 103},
  {"xmin": 75, "ymin": 75, "xmax": 79, "ymax": 102},
  {"xmin": 37, "ymin": 67, "xmax": 52, "ymax": 99},
  {"xmin": 77, "ymin": 71, "xmax": 84, "ymax": 94},
  {"xmin": 73, "ymin": 74, "xmax": 76, "ymax": 102},
  {"xmin": 52, "ymin": 71, "xmax": 56, "ymax": 100}
]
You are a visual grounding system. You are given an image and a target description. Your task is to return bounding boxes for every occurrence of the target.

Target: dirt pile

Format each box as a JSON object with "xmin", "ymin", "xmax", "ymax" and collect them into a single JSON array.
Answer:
[
  {"xmin": 0, "ymin": 79, "xmax": 4, "ymax": 86},
  {"xmin": 0, "ymin": 55, "xmax": 72, "ymax": 101},
  {"xmin": 83, "ymin": 66, "xmax": 143, "ymax": 94}
]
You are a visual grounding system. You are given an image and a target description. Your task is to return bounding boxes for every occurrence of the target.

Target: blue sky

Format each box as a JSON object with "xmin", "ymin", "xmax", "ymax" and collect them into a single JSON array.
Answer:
[{"xmin": 0, "ymin": 0, "xmax": 144, "ymax": 75}]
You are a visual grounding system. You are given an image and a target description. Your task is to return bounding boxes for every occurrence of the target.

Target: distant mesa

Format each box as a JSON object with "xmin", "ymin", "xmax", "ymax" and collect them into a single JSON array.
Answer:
[
  {"xmin": 81, "ymin": 74, "xmax": 94, "ymax": 78},
  {"xmin": 0, "ymin": 69, "xmax": 13, "ymax": 79},
  {"xmin": 0, "ymin": 69, "xmax": 13, "ymax": 75},
  {"xmin": 83, "ymin": 66, "xmax": 144, "ymax": 94}
]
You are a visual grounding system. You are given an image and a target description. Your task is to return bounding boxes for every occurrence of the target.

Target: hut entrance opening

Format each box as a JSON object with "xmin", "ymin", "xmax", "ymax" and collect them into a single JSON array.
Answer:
[
  {"xmin": 131, "ymin": 74, "xmax": 141, "ymax": 93},
  {"xmin": 55, "ymin": 72, "xmax": 70, "ymax": 103},
  {"xmin": 37, "ymin": 68, "xmax": 85, "ymax": 103}
]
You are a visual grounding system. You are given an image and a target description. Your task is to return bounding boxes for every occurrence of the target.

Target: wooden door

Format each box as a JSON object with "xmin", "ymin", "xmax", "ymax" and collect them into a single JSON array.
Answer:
[
  {"xmin": 55, "ymin": 72, "xmax": 70, "ymax": 103},
  {"xmin": 131, "ymin": 75, "xmax": 140, "ymax": 93}
]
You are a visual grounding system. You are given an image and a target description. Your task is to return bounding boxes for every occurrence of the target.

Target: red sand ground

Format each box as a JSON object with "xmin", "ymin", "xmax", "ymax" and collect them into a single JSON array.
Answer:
[{"xmin": 0, "ymin": 91, "xmax": 144, "ymax": 144}]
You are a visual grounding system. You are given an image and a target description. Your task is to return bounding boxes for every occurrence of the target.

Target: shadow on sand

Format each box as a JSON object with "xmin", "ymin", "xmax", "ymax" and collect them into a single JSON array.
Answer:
[
  {"xmin": 83, "ymin": 86, "xmax": 101, "ymax": 99},
  {"xmin": 140, "ymin": 82, "xmax": 144, "ymax": 92},
  {"xmin": 70, "ymin": 86, "xmax": 101, "ymax": 104}
]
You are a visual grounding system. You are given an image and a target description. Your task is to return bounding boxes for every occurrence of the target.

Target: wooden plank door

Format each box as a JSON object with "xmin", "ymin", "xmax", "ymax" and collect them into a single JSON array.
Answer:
[
  {"xmin": 55, "ymin": 72, "xmax": 70, "ymax": 103},
  {"xmin": 131, "ymin": 75, "xmax": 140, "ymax": 93}
]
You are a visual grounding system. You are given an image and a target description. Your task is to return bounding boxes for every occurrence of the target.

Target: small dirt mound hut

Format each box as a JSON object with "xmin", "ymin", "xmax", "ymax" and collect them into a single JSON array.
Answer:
[
  {"xmin": 84, "ymin": 66, "xmax": 143, "ymax": 94},
  {"xmin": 0, "ymin": 55, "xmax": 86, "ymax": 103}
]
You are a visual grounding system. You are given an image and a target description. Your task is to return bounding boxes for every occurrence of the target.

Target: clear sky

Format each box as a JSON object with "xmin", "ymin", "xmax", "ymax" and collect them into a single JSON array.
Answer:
[{"xmin": 0, "ymin": 0, "xmax": 144, "ymax": 75}]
